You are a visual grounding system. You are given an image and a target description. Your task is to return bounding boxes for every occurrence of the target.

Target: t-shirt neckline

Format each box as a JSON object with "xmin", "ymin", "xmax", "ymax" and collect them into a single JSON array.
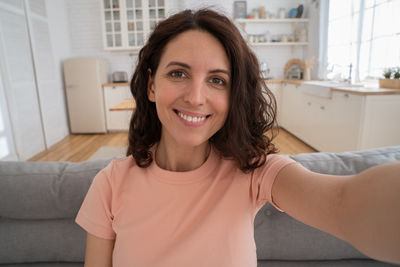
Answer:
[{"xmin": 148, "ymin": 144, "xmax": 218, "ymax": 184}]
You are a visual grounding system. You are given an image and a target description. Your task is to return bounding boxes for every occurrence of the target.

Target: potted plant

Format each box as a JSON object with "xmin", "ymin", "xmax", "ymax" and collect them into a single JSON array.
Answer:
[
  {"xmin": 379, "ymin": 67, "xmax": 400, "ymax": 89},
  {"xmin": 394, "ymin": 67, "xmax": 400, "ymax": 79}
]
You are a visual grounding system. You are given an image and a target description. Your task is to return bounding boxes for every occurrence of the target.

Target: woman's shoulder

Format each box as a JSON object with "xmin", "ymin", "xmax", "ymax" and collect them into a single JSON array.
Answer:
[
  {"xmin": 95, "ymin": 156, "xmax": 140, "ymax": 185},
  {"xmin": 252, "ymin": 153, "xmax": 297, "ymax": 176},
  {"xmin": 212, "ymin": 151, "xmax": 291, "ymax": 174},
  {"xmin": 110, "ymin": 155, "xmax": 138, "ymax": 169}
]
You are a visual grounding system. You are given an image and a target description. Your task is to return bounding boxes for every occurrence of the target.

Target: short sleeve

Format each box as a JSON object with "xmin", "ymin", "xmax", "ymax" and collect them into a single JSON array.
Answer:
[
  {"xmin": 75, "ymin": 162, "xmax": 116, "ymax": 240},
  {"xmin": 251, "ymin": 154, "xmax": 298, "ymax": 213}
]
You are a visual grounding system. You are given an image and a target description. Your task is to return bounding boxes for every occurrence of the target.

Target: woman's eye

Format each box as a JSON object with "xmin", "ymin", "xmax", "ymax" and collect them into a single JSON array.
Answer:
[
  {"xmin": 169, "ymin": 71, "xmax": 186, "ymax": 78},
  {"xmin": 210, "ymin": 77, "xmax": 225, "ymax": 86}
]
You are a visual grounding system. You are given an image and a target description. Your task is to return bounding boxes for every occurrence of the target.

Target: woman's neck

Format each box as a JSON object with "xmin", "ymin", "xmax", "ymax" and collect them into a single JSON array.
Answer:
[{"xmin": 155, "ymin": 138, "xmax": 211, "ymax": 172}]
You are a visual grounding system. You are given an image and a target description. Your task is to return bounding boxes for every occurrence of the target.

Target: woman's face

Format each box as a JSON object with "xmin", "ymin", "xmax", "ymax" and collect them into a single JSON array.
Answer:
[{"xmin": 148, "ymin": 30, "xmax": 230, "ymax": 149}]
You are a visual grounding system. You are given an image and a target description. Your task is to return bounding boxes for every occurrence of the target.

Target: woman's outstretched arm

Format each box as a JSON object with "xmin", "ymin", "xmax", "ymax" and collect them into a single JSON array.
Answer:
[
  {"xmin": 271, "ymin": 161, "xmax": 400, "ymax": 264},
  {"xmin": 84, "ymin": 232, "xmax": 115, "ymax": 267}
]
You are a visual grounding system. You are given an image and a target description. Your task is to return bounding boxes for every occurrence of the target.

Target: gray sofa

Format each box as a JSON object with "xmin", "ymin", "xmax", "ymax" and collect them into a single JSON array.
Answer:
[{"xmin": 1, "ymin": 146, "xmax": 400, "ymax": 266}]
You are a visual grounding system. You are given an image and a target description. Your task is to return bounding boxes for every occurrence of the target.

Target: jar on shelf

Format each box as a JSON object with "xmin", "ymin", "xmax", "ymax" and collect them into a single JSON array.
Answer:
[
  {"xmin": 278, "ymin": 8, "xmax": 286, "ymax": 19},
  {"xmin": 264, "ymin": 31, "xmax": 271, "ymax": 42},
  {"xmin": 295, "ymin": 28, "xmax": 307, "ymax": 42},
  {"xmin": 252, "ymin": 9, "xmax": 259, "ymax": 19}
]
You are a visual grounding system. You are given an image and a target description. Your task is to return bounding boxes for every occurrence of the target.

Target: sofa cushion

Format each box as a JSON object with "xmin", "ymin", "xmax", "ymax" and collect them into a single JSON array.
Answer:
[
  {"xmin": 0, "ymin": 159, "xmax": 111, "ymax": 219},
  {"xmin": 0, "ymin": 218, "xmax": 85, "ymax": 264}
]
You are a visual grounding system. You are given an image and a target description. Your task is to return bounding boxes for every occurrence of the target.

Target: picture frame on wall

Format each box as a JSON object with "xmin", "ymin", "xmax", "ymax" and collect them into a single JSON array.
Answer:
[{"xmin": 233, "ymin": 1, "xmax": 247, "ymax": 19}]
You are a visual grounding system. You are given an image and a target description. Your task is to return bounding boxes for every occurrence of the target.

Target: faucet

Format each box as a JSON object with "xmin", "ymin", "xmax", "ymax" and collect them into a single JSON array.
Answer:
[
  {"xmin": 325, "ymin": 63, "xmax": 353, "ymax": 83},
  {"xmin": 347, "ymin": 63, "xmax": 352, "ymax": 84}
]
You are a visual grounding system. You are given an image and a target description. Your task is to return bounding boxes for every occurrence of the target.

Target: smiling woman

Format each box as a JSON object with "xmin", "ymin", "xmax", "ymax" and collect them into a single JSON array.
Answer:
[{"xmin": 128, "ymin": 8, "xmax": 278, "ymax": 172}]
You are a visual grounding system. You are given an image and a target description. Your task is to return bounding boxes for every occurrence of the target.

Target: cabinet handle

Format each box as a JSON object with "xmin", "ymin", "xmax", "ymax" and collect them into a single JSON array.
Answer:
[
  {"xmin": 344, "ymin": 93, "xmax": 349, "ymax": 98},
  {"xmin": 112, "ymin": 86, "xmax": 116, "ymax": 89},
  {"xmin": 307, "ymin": 102, "xmax": 311, "ymax": 106},
  {"xmin": 320, "ymin": 106, "xmax": 325, "ymax": 110}
]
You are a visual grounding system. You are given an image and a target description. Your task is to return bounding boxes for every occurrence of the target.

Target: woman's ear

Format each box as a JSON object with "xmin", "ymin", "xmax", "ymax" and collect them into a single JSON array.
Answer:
[{"xmin": 147, "ymin": 69, "xmax": 156, "ymax": 102}]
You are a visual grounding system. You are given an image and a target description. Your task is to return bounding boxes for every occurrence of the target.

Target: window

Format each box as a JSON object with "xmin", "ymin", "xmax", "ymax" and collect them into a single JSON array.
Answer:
[
  {"xmin": 0, "ymin": 105, "xmax": 10, "ymax": 159},
  {"xmin": 324, "ymin": 0, "xmax": 400, "ymax": 82},
  {"xmin": 0, "ymin": 74, "xmax": 16, "ymax": 160}
]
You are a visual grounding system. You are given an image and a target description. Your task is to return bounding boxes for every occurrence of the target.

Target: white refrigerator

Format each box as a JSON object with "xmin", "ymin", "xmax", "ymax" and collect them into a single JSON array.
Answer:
[{"xmin": 63, "ymin": 57, "xmax": 109, "ymax": 133}]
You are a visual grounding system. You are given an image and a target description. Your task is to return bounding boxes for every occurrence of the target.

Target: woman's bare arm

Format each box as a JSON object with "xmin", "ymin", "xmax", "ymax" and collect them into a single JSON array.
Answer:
[
  {"xmin": 272, "ymin": 161, "xmax": 400, "ymax": 264},
  {"xmin": 84, "ymin": 232, "xmax": 115, "ymax": 267},
  {"xmin": 338, "ymin": 161, "xmax": 400, "ymax": 263}
]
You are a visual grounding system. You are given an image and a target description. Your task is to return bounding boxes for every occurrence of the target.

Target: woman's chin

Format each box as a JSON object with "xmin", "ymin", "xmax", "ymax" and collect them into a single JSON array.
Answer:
[{"xmin": 170, "ymin": 135, "xmax": 210, "ymax": 149}]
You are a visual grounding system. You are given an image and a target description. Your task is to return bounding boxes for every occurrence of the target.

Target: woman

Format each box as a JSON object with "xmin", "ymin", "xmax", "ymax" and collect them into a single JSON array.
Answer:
[{"xmin": 76, "ymin": 9, "xmax": 400, "ymax": 267}]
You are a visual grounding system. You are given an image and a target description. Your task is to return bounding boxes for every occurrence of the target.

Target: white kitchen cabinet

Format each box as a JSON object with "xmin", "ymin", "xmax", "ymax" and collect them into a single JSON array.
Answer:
[
  {"xmin": 280, "ymin": 83, "xmax": 306, "ymax": 137},
  {"xmin": 265, "ymin": 82, "xmax": 282, "ymax": 123},
  {"xmin": 360, "ymin": 95, "xmax": 400, "ymax": 149},
  {"xmin": 103, "ymin": 85, "xmax": 133, "ymax": 131},
  {"xmin": 279, "ymin": 83, "xmax": 400, "ymax": 152},
  {"xmin": 299, "ymin": 91, "xmax": 363, "ymax": 152},
  {"xmin": 101, "ymin": 0, "xmax": 167, "ymax": 50}
]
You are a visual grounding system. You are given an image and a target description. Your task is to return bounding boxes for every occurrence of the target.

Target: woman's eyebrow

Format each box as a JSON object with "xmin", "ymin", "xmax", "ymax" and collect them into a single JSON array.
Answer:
[
  {"xmin": 166, "ymin": 61, "xmax": 190, "ymax": 69},
  {"xmin": 166, "ymin": 61, "xmax": 230, "ymax": 76},
  {"xmin": 209, "ymin": 69, "xmax": 230, "ymax": 77}
]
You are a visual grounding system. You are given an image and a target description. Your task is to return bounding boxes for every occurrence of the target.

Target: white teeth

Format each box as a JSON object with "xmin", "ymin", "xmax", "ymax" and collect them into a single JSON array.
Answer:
[{"xmin": 178, "ymin": 111, "xmax": 206, "ymax": 123}]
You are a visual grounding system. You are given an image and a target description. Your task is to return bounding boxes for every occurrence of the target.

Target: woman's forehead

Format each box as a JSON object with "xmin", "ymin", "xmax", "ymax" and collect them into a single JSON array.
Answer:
[{"xmin": 158, "ymin": 30, "xmax": 231, "ymax": 71}]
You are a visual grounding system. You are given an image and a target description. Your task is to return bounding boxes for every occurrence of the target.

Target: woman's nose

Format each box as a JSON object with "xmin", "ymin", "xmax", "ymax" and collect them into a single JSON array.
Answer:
[{"xmin": 183, "ymin": 79, "xmax": 206, "ymax": 106}]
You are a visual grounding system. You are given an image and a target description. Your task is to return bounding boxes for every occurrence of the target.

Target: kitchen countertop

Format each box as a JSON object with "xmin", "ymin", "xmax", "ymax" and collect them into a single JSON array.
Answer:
[
  {"xmin": 331, "ymin": 86, "xmax": 400, "ymax": 95},
  {"xmin": 264, "ymin": 79, "xmax": 400, "ymax": 95},
  {"xmin": 265, "ymin": 79, "xmax": 305, "ymax": 85},
  {"xmin": 110, "ymin": 98, "xmax": 136, "ymax": 111},
  {"xmin": 103, "ymin": 82, "xmax": 130, "ymax": 87}
]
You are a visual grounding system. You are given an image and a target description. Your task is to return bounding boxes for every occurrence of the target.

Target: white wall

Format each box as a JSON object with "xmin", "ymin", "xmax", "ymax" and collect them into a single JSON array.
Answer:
[
  {"xmin": 27, "ymin": 0, "xmax": 70, "ymax": 148},
  {"xmin": 65, "ymin": 0, "xmax": 134, "ymax": 81},
  {"xmin": 0, "ymin": 0, "xmax": 71, "ymax": 160},
  {"xmin": 0, "ymin": 1, "xmax": 46, "ymax": 160},
  {"xmin": 304, "ymin": 0, "xmax": 320, "ymax": 79},
  {"xmin": 45, "ymin": 0, "xmax": 72, "ymax": 146}
]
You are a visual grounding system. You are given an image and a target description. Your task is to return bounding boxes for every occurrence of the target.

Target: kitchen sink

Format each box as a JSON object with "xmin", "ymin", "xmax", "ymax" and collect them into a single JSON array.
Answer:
[
  {"xmin": 302, "ymin": 81, "xmax": 363, "ymax": 88},
  {"xmin": 300, "ymin": 81, "xmax": 363, "ymax": 98}
]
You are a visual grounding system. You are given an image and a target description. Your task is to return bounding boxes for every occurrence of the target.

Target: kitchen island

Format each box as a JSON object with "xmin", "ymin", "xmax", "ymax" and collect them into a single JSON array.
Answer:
[{"xmin": 103, "ymin": 83, "xmax": 132, "ymax": 131}]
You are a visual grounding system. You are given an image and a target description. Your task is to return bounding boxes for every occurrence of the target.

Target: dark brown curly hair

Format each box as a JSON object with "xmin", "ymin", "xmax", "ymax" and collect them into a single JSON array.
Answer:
[{"xmin": 127, "ymin": 8, "xmax": 279, "ymax": 172}]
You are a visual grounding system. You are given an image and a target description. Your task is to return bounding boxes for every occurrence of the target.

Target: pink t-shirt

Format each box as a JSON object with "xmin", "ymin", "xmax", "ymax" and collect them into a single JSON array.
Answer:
[{"xmin": 75, "ymin": 147, "xmax": 297, "ymax": 267}]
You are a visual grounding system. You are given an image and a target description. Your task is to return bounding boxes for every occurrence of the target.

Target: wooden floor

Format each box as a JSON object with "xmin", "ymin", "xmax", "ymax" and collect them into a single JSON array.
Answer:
[
  {"xmin": 273, "ymin": 128, "xmax": 317, "ymax": 155},
  {"xmin": 28, "ymin": 132, "xmax": 129, "ymax": 162},
  {"xmin": 28, "ymin": 128, "xmax": 316, "ymax": 162}
]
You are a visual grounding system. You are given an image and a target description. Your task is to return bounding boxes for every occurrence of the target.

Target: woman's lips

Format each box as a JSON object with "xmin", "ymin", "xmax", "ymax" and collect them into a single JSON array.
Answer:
[{"xmin": 173, "ymin": 109, "xmax": 211, "ymax": 126}]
